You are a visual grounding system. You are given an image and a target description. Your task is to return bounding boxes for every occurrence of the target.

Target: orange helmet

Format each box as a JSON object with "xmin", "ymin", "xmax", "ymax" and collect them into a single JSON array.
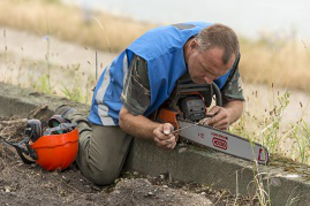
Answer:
[
  {"xmin": 30, "ymin": 127, "xmax": 78, "ymax": 171},
  {"xmin": 0, "ymin": 115, "xmax": 78, "ymax": 171}
]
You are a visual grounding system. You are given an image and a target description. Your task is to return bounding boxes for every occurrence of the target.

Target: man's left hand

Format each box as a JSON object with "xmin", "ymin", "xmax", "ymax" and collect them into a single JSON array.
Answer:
[{"xmin": 204, "ymin": 106, "xmax": 229, "ymax": 130}]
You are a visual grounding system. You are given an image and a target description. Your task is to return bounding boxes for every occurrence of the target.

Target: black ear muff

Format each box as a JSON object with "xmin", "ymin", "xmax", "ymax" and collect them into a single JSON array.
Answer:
[
  {"xmin": 48, "ymin": 115, "xmax": 67, "ymax": 126},
  {"xmin": 25, "ymin": 119, "xmax": 43, "ymax": 142},
  {"xmin": 48, "ymin": 115, "xmax": 72, "ymax": 134}
]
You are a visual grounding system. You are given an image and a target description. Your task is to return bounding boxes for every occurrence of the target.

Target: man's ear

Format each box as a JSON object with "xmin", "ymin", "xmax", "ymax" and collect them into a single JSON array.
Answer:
[{"xmin": 191, "ymin": 38, "xmax": 199, "ymax": 49}]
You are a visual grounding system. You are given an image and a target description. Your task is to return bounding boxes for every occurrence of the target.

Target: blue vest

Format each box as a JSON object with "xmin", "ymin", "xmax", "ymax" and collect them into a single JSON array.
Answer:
[{"xmin": 89, "ymin": 22, "xmax": 232, "ymax": 126}]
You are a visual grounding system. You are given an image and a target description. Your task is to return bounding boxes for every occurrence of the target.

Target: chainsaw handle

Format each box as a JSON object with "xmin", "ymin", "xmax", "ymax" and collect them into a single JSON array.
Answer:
[
  {"xmin": 211, "ymin": 82, "xmax": 222, "ymax": 107},
  {"xmin": 211, "ymin": 54, "xmax": 240, "ymax": 107}
]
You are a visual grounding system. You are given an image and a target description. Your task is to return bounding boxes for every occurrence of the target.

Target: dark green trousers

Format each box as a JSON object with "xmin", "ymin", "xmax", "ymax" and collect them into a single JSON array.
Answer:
[{"xmin": 67, "ymin": 112, "xmax": 132, "ymax": 185}]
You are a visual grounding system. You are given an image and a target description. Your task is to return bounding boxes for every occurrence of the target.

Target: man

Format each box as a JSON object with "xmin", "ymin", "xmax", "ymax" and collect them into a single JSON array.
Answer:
[{"xmin": 57, "ymin": 22, "xmax": 244, "ymax": 185}]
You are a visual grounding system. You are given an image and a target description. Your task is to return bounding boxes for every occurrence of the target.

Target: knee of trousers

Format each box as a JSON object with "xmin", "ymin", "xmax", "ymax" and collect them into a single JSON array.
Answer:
[{"xmin": 87, "ymin": 165, "xmax": 121, "ymax": 186}]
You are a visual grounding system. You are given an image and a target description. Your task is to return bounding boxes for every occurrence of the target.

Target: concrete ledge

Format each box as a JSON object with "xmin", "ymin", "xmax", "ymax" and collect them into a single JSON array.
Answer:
[
  {"xmin": 126, "ymin": 139, "xmax": 310, "ymax": 205},
  {"xmin": 1, "ymin": 82, "xmax": 310, "ymax": 205},
  {"xmin": 0, "ymin": 82, "xmax": 89, "ymax": 117}
]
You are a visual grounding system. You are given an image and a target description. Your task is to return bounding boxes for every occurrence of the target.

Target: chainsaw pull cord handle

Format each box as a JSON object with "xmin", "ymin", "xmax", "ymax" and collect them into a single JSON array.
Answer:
[{"xmin": 211, "ymin": 82, "xmax": 222, "ymax": 107}]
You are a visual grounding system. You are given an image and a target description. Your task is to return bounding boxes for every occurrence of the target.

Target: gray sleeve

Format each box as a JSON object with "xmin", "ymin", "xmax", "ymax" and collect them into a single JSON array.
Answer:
[{"xmin": 120, "ymin": 55, "xmax": 151, "ymax": 116}]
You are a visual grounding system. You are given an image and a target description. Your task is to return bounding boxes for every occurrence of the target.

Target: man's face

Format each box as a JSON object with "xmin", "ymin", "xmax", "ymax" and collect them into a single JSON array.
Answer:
[{"xmin": 187, "ymin": 43, "xmax": 235, "ymax": 85}]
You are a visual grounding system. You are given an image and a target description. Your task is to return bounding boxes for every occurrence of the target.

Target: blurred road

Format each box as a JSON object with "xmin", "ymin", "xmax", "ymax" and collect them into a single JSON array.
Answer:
[{"xmin": 0, "ymin": 27, "xmax": 116, "ymax": 77}]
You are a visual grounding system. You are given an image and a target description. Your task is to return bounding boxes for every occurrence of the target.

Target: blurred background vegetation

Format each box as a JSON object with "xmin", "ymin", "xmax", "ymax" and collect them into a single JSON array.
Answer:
[{"xmin": 1, "ymin": 0, "xmax": 309, "ymax": 92}]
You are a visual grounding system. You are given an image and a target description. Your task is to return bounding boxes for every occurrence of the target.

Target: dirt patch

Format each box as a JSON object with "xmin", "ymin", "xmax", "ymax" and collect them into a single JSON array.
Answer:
[{"xmin": 0, "ymin": 112, "xmax": 260, "ymax": 205}]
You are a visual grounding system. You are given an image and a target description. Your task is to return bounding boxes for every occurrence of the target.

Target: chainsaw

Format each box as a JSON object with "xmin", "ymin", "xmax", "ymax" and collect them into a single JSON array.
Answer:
[{"xmin": 155, "ymin": 76, "xmax": 269, "ymax": 164}]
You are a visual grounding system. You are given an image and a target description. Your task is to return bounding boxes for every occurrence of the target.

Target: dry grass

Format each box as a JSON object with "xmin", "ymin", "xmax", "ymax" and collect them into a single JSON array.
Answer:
[
  {"xmin": 0, "ymin": 0, "xmax": 310, "ymax": 93},
  {"xmin": 0, "ymin": 0, "xmax": 156, "ymax": 52},
  {"xmin": 240, "ymin": 37, "xmax": 310, "ymax": 93}
]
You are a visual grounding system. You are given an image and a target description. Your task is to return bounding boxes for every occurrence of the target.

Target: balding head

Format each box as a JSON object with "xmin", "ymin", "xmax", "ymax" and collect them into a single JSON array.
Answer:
[{"xmin": 196, "ymin": 24, "xmax": 239, "ymax": 65}]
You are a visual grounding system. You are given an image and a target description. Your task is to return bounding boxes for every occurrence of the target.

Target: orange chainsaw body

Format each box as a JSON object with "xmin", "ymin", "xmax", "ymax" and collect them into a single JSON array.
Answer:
[
  {"xmin": 156, "ymin": 91, "xmax": 207, "ymax": 130},
  {"xmin": 157, "ymin": 108, "xmax": 179, "ymax": 130}
]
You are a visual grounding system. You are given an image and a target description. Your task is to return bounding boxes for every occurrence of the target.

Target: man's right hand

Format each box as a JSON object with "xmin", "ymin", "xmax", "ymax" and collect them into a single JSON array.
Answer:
[{"xmin": 153, "ymin": 123, "xmax": 177, "ymax": 149}]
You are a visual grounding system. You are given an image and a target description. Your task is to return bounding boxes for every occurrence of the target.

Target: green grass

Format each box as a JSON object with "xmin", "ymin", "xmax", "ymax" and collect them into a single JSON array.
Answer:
[
  {"xmin": 230, "ymin": 89, "xmax": 310, "ymax": 165},
  {"xmin": 31, "ymin": 74, "xmax": 53, "ymax": 94},
  {"xmin": 60, "ymin": 64, "xmax": 95, "ymax": 104},
  {"xmin": 289, "ymin": 118, "xmax": 310, "ymax": 164}
]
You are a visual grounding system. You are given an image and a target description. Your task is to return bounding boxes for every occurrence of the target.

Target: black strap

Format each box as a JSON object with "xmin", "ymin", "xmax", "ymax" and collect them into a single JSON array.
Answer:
[
  {"xmin": 44, "ymin": 122, "xmax": 77, "ymax": 135},
  {"xmin": 0, "ymin": 136, "xmax": 36, "ymax": 164},
  {"xmin": 220, "ymin": 54, "xmax": 241, "ymax": 92}
]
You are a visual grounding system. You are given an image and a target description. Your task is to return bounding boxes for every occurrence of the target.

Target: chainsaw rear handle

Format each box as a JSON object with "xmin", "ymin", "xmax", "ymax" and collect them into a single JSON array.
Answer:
[{"xmin": 211, "ymin": 82, "xmax": 222, "ymax": 107}]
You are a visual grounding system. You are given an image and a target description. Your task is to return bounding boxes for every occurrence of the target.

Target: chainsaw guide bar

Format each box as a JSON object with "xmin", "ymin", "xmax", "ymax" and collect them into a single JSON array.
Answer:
[{"xmin": 178, "ymin": 120, "xmax": 269, "ymax": 164}]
